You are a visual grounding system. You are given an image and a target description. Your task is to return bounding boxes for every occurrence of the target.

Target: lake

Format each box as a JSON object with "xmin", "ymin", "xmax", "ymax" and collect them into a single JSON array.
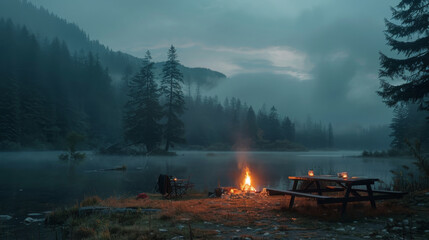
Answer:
[{"xmin": 0, "ymin": 150, "xmax": 413, "ymax": 237}]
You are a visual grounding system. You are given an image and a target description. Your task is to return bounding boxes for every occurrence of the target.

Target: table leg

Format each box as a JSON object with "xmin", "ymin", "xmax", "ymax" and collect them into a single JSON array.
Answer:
[
  {"xmin": 315, "ymin": 181, "xmax": 322, "ymax": 196},
  {"xmin": 341, "ymin": 185, "xmax": 351, "ymax": 216},
  {"xmin": 289, "ymin": 180, "xmax": 298, "ymax": 209},
  {"xmin": 366, "ymin": 184, "xmax": 376, "ymax": 209}
]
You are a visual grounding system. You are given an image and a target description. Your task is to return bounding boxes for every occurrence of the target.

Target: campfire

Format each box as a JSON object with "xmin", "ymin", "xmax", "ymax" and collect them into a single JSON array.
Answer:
[
  {"xmin": 241, "ymin": 167, "xmax": 256, "ymax": 192},
  {"xmin": 213, "ymin": 167, "xmax": 259, "ymax": 198}
]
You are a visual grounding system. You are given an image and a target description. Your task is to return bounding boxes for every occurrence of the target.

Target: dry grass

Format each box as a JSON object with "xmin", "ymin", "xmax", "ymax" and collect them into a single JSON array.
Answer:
[{"xmin": 47, "ymin": 192, "xmax": 421, "ymax": 239}]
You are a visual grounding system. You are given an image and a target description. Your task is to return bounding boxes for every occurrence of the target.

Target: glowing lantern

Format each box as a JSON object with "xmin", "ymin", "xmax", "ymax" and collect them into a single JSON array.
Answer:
[{"xmin": 308, "ymin": 170, "xmax": 314, "ymax": 177}]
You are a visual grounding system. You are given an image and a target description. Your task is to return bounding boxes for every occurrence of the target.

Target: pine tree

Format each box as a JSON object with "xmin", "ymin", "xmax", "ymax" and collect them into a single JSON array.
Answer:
[
  {"xmin": 124, "ymin": 51, "xmax": 162, "ymax": 152},
  {"xmin": 244, "ymin": 106, "xmax": 258, "ymax": 141},
  {"xmin": 266, "ymin": 106, "xmax": 281, "ymax": 142},
  {"xmin": 328, "ymin": 123, "xmax": 334, "ymax": 148},
  {"xmin": 378, "ymin": 0, "xmax": 429, "ymax": 111},
  {"xmin": 281, "ymin": 117, "xmax": 295, "ymax": 141},
  {"xmin": 161, "ymin": 45, "xmax": 185, "ymax": 151},
  {"xmin": 390, "ymin": 104, "xmax": 409, "ymax": 150}
]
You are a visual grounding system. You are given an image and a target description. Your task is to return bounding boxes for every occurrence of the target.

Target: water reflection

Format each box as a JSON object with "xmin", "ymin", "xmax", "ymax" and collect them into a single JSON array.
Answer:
[{"xmin": 0, "ymin": 150, "xmax": 413, "ymax": 217}]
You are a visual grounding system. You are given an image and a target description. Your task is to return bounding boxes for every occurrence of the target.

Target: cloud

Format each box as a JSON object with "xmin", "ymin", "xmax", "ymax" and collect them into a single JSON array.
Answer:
[{"xmin": 27, "ymin": 0, "xmax": 398, "ymax": 126}]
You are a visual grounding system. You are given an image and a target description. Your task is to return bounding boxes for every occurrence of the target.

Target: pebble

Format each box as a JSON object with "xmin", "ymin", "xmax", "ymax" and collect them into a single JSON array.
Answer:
[
  {"xmin": 375, "ymin": 235, "xmax": 382, "ymax": 239},
  {"xmin": 425, "ymin": 192, "xmax": 429, "ymax": 196},
  {"xmin": 392, "ymin": 227, "xmax": 402, "ymax": 231},
  {"xmin": 417, "ymin": 203, "xmax": 425, "ymax": 206},
  {"xmin": 424, "ymin": 230, "xmax": 429, "ymax": 233},
  {"xmin": 171, "ymin": 236, "xmax": 184, "ymax": 240},
  {"xmin": 246, "ymin": 227, "xmax": 252, "ymax": 230},
  {"xmin": 263, "ymin": 232, "xmax": 270, "ymax": 236},
  {"xmin": 204, "ymin": 221, "xmax": 212, "ymax": 224},
  {"xmin": 177, "ymin": 225, "xmax": 184, "ymax": 230},
  {"xmin": 159, "ymin": 228, "xmax": 168, "ymax": 232},
  {"xmin": 403, "ymin": 219, "xmax": 409, "ymax": 225},
  {"xmin": 24, "ymin": 217, "xmax": 44, "ymax": 223},
  {"xmin": 0, "ymin": 215, "xmax": 12, "ymax": 221},
  {"xmin": 336, "ymin": 228, "xmax": 345, "ymax": 232},
  {"xmin": 351, "ymin": 227, "xmax": 355, "ymax": 231},
  {"xmin": 363, "ymin": 236, "xmax": 370, "ymax": 239},
  {"xmin": 28, "ymin": 213, "xmax": 42, "ymax": 217}
]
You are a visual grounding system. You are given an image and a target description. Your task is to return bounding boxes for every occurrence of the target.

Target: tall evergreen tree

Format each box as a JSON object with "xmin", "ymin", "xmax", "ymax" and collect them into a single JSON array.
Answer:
[
  {"xmin": 328, "ymin": 123, "xmax": 334, "ymax": 148},
  {"xmin": 390, "ymin": 105, "xmax": 409, "ymax": 150},
  {"xmin": 161, "ymin": 45, "xmax": 185, "ymax": 151},
  {"xmin": 378, "ymin": 0, "xmax": 429, "ymax": 112},
  {"xmin": 124, "ymin": 51, "xmax": 162, "ymax": 152},
  {"xmin": 266, "ymin": 106, "xmax": 281, "ymax": 142},
  {"xmin": 244, "ymin": 106, "xmax": 258, "ymax": 141},
  {"xmin": 281, "ymin": 117, "xmax": 295, "ymax": 141}
]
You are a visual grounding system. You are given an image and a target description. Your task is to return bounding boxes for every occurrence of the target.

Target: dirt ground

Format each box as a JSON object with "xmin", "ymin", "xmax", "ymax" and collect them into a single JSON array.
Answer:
[{"xmin": 39, "ymin": 190, "xmax": 429, "ymax": 240}]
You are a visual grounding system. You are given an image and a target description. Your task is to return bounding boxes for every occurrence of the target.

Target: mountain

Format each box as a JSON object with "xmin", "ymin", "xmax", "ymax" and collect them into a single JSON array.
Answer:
[{"xmin": 0, "ymin": 0, "xmax": 226, "ymax": 88}]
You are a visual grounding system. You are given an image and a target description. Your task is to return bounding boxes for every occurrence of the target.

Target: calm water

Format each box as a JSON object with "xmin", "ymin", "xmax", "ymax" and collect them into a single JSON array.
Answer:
[{"xmin": 0, "ymin": 150, "xmax": 413, "ymax": 237}]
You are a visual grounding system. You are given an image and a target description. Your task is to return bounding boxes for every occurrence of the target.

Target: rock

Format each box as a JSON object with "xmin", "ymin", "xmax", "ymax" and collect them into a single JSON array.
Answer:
[
  {"xmin": 159, "ymin": 228, "xmax": 168, "ymax": 232},
  {"xmin": 424, "ymin": 230, "xmax": 429, "ymax": 233},
  {"xmin": 403, "ymin": 219, "xmax": 409, "ymax": 225},
  {"xmin": 336, "ymin": 228, "xmax": 345, "ymax": 232},
  {"xmin": 246, "ymin": 227, "xmax": 252, "ymax": 230},
  {"xmin": 351, "ymin": 227, "xmax": 356, "ymax": 231},
  {"xmin": 375, "ymin": 235, "xmax": 382, "ymax": 239},
  {"xmin": 0, "ymin": 215, "xmax": 12, "ymax": 221},
  {"xmin": 425, "ymin": 192, "xmax": 429, "ymax": 196},
  {"xmin": 388, "ymin": 218, "xmax": 394, "ymax": 223},
  {"xmin": 392, "ymin": 227, "xmax": 402, "ymax": 231},
  {"xmin": 263, "ymin": 232, "xmax": 270, "ymax": 236},
  {"xmin": 27, "ymin": 213, "xmax": 42, "ymax": 217},
  {"xmin": 171, "ymin": 236, "xmax": 184, "ymax": 240},
  {"xmin": 417, "ymin": 203, "xmax": 425, "ymax": 206},
  {"xmin": 24, "ymin": 217, "xmax": 44, "ymax": 223},
  {"xmin": 363, "ymin": 236, "xmax": 370, "ymax": 239},
  {"xmin": 177, "ymin": 225, "xmax": 184, "ymax": 230}
]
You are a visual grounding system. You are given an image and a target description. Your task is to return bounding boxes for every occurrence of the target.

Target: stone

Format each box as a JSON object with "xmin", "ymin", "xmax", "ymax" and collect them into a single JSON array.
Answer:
[
  {"xmin": 388, "ymin": 218, "xmax": 394, "ymax": 223},
  {"xmin": 171, "ymin": 236, "xmax": 184, "ymax": 240},
  {"xmin": 375, "ymin": 235, "xmax": 382, "ymax": 239},
  {"xmin": 177, "ymin": 225, "xmax": 184, "ymax": 230},
  {"xmin": 0, "ymin": 215, "xmax": 12, "ymax": 221},
  {"xmin": 159, "ymin": 228, "xmax": 168, "ymax": 232},
  {"xmin": 263, "ymin": 232, "xmax": 270, "ymax": 236},
  {"xmin": 24, "ymin": 217, "xmax": 44, "ymax": 223},
  {"xmin": 336, "ymin": 228, "xmax": 345, "ymax": 232},
  {"xmin": 392, "ymin": 227, "xmax": 402, "ymax": 231},
  {"xmin": 28, "ymin": 213, "xmax": 42, "ymax": 217},
  {"xmin": 403, "ymin": 219, "xmax": 409, "ymax": 225},
  {"xmin": 363, "ymin": 236, "xmax": 370, "ymax": 239}
]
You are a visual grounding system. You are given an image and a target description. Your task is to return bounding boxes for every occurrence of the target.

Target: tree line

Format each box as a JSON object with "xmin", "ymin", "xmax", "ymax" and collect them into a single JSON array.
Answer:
[{"xmin": 0, "ymin": 19, "xmax": 120, "ymax": 150}]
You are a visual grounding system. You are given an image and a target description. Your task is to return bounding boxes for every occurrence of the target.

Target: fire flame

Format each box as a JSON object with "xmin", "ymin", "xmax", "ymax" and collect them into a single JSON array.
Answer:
[{"xmin": 241, "ymin": 168, "xmax": 256, "ymax": 192}]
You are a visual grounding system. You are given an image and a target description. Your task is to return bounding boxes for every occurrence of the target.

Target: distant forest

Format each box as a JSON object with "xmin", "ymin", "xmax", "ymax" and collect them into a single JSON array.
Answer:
[{"xmin": 2, "ymin": 0, "xmax": 427, "ymax": 152}]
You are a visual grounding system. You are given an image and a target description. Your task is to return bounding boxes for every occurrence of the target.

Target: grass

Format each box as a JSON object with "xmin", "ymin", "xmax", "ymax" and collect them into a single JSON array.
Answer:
[{"xmin": 45, "ymin": 191, "xmax": 427, "ymax": 239}]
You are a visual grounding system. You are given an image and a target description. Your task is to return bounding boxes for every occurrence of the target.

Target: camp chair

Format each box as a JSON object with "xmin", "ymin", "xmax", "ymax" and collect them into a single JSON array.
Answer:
[{"xmin": 156, "ymin": 174, "xmax": 193, "ymax": 199}]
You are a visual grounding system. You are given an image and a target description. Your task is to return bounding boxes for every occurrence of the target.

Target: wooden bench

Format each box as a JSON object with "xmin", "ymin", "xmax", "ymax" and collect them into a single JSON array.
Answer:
[{"xmin": 265, "ymin": 188, "xmax": 334, "ymax": 208}]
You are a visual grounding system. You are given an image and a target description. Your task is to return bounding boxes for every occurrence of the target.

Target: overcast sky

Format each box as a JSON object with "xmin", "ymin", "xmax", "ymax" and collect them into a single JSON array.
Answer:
[{"xmin": 28, "ymin": 0, "xmax": 398, "ymax": 128}]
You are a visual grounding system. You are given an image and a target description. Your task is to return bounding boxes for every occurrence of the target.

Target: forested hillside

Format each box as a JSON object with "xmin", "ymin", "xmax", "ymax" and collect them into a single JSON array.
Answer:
[
  {"xmin": 0, "ymin": 0, "xmax": 227, "ymax": 89},
  {"xmin": 0, "ymin": 19, "xmax": 120, "ymax": 149}
]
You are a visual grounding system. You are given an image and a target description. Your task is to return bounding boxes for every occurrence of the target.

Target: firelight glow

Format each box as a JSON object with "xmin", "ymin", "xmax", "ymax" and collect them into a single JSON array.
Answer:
[{"xmin": 241, "ymin": 168, "xmax": 256, "ymax": 192}]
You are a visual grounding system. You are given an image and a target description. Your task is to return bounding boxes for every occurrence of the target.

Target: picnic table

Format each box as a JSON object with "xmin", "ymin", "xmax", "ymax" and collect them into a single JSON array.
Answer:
[{"xmin": 266, "ymin": 175, "xmax": 407, "ymax": 215}]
